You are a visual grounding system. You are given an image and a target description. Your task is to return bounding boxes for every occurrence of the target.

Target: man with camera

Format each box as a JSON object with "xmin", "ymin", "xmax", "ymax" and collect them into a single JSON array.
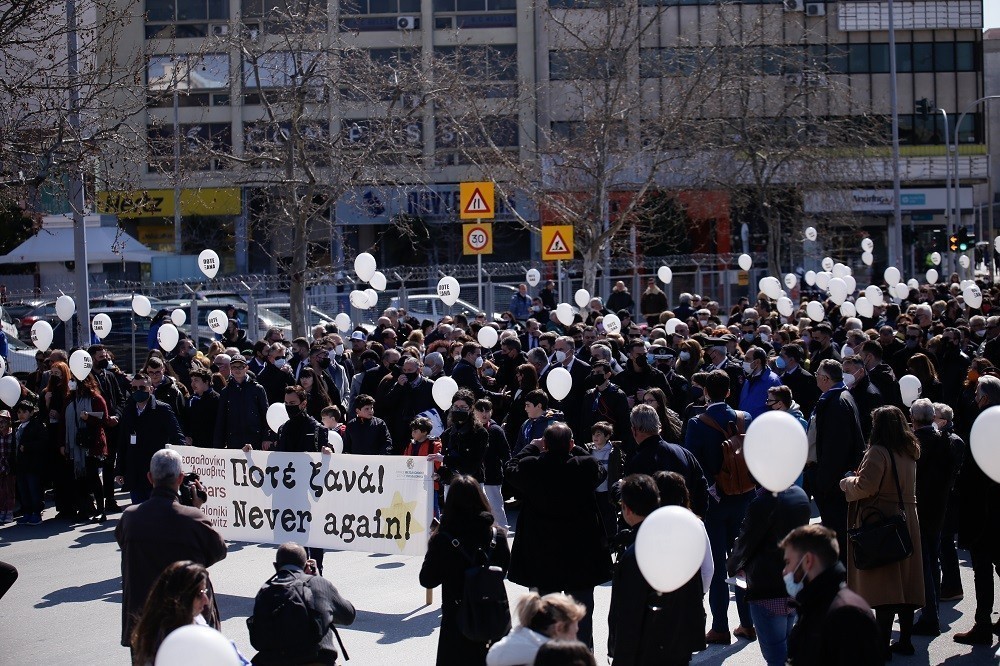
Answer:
[{"xmin": 115, "ymin": 449, "xmax": 227, "ymax": 655}]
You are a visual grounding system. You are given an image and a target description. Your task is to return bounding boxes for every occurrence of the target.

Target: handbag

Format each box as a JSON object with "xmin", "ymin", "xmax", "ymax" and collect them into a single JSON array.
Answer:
[{"xmin": 847, "ymin": 447, "xmax": 914, "ymax": 570}]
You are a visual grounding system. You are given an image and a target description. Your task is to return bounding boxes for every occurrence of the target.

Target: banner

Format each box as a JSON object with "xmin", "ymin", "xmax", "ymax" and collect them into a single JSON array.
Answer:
[{"xmin": 172, "ymin": 446, "xmax": 434, "ymax": 557}]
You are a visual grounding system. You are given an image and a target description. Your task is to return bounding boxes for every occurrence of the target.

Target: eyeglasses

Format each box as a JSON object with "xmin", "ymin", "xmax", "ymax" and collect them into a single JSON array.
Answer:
[{"xmin": 199, "ymin": 588, "xmax": 210, "ymax": 597}]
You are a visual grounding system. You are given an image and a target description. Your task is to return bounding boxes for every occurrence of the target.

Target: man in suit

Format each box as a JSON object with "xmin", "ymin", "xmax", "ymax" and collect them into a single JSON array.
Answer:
[
  {"xmin": 810, "ymin": 360, "xmax": 865, "ymax": 563},
  {"xmin": 452, "ymin": 342, "xmax": 505, "ymax": 401},
  {"xmin": 519, "ymin": 318, "xmax": 543, "ymax": 352},
  {"xmin": 494, "ymin": 336, "xmax": 527, "ymax": 394},
  {"xmin": 778, "ymin": 344, "xmax": 820, "ymax": 419},
  {"xmin": 582, "ymin": 361, "xmax": 634, "ymax": 451},
  {"xmin": 842, "ymin": 355, "xmax": 885, "ymax": 442},
  {"xmin": 807, "ymin": 323, "xmax": 841, "ymax": 370},
  {"xmin": 702, "ymin": 338, "xmax": 743, "ymax": 409},
  {"xmin": 859, "ymin": 340, "xmax": 904, "ymax": 411},
  {"xmin": 541, "ymin": 335, "xmax": 591, "ymax": 441}
]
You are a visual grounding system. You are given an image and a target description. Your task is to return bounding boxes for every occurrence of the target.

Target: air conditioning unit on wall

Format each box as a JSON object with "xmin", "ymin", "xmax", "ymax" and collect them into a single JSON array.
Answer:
[
  {"xmin": 806, "ymin": 2, "xmax": 826, "ymax": 16},
  {"xmin": 783, "ymin": 0, "xmax": 805, "ymax": 12},
  {"xmin": 397, "ymin": 16, "xmax": 416, "ymax": 30}
]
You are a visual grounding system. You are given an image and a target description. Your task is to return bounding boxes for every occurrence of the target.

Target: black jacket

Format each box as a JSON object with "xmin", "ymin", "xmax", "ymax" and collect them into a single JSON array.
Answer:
[
  {"xmin": 185, "ymin": 390, "xmax": 220, "ymax": 447},
  {"xmin": 867, "ymin": 362, "xmax": 904, "ymax": 411},
  {"xmin": 439, "ymin": 422, "xmax": 489, "ymax": 484},
  {"xmin": 582, "ymin": 383, "xmax": 634, "ymax": 450},
  {"xmin": 116, "ymin": 398, "xmax": 185, "ymax": 492},
  {"xmin": 14, "ymin": 414, "xmax": 48, "ymax": 475},
  {"xmin": 154, "ymin": 377, "xmax": 186, "ymax": 421},
  {"xmin": 451, "ymin": 359, "xmax": 501, "ymax": 401},
  {"xmin": 383, "ymin": 377, "xmax": 437, "ymax": 455},
  {"xmin": 250, "ymin": 568, "xmax": 356, "ymax": 666},
  {"xmin": 727, "ymin": 485, "xmax": 811, "ymax": 601},
  {"xmin": 257, "ymin": 363, "xmax": 294, "ymax": 405},
  {"xmin": 615, "ymin": 362, "xmax": 669, "ymax": 402},
  {"xmin": 786, "ymin": 563, "xmax": 883, "ymax": 666},
  {"xmin": 780, "ymin": 366, "xmax": 820, "ymax": 419},
  {"xmin": 813, "ymin": 387, "xmax": 865, "ymax": 499},
  {"xmin": 626, "ymin": 436, "xmax": 709, "ymax": 518},
  {"xmin": 342, "ymin": 417, "xmax": 393, "ymax": 456},
  {"xmin": 914, "ymin": 425, "xmax": 959, "ymax": 537},
  {"xmin": 483, "ymin": 420, "xmax": 511, "ymax": 485},
  {"xmin": 277, "ymin": 413, "xmax": 329, "ymax": 453},
  {"xmin": 540, "ymin": 357, "xmax": 592, "ymax": 439},
  {"xmin": 849, "ymin": 374, "xmax": 885, "ymax": 442},
  {"xmin": 214, "ymin": 377, "xmax": 270, "ymax": 449}
]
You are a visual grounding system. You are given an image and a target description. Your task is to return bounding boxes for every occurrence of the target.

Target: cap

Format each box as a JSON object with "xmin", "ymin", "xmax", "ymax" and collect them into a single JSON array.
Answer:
[
  {"xmin": 350, "ymin": 331, "xmax": 367, "ymax": 341},
  {"xmin": 14, "ymin": 401, "xmax": 34, "ymax": 413},
  {"xmin": 230, "ymin": 354, "xmax": 248, "ymax": 366},
  {"xmin": 720, "ymin": 333, "xmax": 738, "ymax": 343},
  {"xmin": 649, "ymin": 346, "xmax": 677, "ymax": 360},
  {"xmin": 702, "ymin": 337, "xmax": 727, "ymax": 348},
  {"xmin": 616, "ymin": 309, "xmax": 630, "ymax": 319},
  {"xmin": 810, "ymin": 322, "xmax": 833, "ymax": 334},
  {"xmin": 0, "ymin": 410, "xmax": 10, "ymax": 420}
]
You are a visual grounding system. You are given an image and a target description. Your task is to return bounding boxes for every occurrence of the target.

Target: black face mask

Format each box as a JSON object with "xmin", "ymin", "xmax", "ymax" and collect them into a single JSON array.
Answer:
[
  {"xmin": 635, "ymin": 355, "xmax": 648, "ymax": 367},
  {"xmin": 451, "ymin": 410, "xmax": 469, "ymax": 425},
  {"xmin": 809, "ymin": 340, "xmax": 822, "ymax": 352},
  {"xmin": 285, "ymin": 405, "xmax": 302, "ymax": 418},
  {"xmin": 404, "ymin": 372, "xmax": 418, "ymax": 383},
  {"xmin": 96, "ymin": 359, "xmax": 110, "ymax": 370},
  {"xmin": 318, "ymin": 358, "xmax": 331, "ymax": 369}
]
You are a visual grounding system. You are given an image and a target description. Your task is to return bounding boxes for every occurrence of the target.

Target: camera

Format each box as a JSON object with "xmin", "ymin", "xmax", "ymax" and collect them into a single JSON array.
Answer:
[{"xmin": 178, "ymin": 472, "xmax": 208, "ymax": 507}]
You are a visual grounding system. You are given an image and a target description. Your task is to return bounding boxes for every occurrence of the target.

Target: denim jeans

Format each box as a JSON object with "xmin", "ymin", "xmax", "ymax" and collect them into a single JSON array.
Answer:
[
  {"xmin": 706, "ymin": 494, "xmax": 753, "ymax": 631},
  {"xmin": 749, "ymin": 602, "xmax": 795, "ymax": 666}
]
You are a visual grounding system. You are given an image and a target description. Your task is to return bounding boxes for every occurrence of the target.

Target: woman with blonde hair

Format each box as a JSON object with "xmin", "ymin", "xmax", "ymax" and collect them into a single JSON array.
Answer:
[{"xmin": 486, "ymin": 592, "xmax": 587, "ymax": 666}]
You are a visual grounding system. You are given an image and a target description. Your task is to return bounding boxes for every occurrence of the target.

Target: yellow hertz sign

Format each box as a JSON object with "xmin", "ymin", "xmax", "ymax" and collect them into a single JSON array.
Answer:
[{"xmin": 97, "ymin": 188, "xmax": 241, "ymax": 218}]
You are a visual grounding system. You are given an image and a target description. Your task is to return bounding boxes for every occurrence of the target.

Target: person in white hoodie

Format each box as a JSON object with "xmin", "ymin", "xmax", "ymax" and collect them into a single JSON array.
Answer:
[{"xmin": 487, "ymin": 592, "xmax": 586, "ymax": 666}]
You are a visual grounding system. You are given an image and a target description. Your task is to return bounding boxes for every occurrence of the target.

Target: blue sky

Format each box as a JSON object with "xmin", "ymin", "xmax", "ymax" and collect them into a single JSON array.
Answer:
[{"xmin": 987, "ymin": 2, "xmax": 998, "ymax": 31}]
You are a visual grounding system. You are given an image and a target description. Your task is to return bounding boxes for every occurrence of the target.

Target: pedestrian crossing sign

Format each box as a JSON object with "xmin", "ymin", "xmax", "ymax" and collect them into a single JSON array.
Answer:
[
  {"xmin": 541, "ymin": 225, "xmax": 574, "ymax": 260},
  {"xmin": 460, "ymin": 181, "xmax": 494, "ymax": 219}
]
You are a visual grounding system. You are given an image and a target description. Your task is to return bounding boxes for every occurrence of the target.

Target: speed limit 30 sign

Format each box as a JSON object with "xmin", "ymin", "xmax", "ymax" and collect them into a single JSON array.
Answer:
[{"xmin": 463, "ymin": 222, "xmax": 493, "ymax": 255}]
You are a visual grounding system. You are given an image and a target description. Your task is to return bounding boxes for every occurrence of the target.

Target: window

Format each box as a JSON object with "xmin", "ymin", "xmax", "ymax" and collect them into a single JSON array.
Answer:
[
  {"xmin": 147, "ymin": 54, "xmax": 230, "ymax": 107},
  {"xmin": 845, "ymin": 42, "xmax": 977, "ymax": 74},
  {"xmin": 147, "ymin": 122, "xmax": 232, "ymax": 172},
  {"xmin": 242, "ymin": 0, "xmax": 327, "ymax": 33},
  {"xmin": 431, "ymin": 0, "xmax": 517, "ymax": 29},
  {"xmin": 934, "ymin": 43, "xmax": 954, "ymax": 71},
  {"xmin": 549, "ymin": 50, "xmax": 623, "ymax": 80},
  {"xmin": 435, "ymin": 45, "xmax": 517, "ymax": 97},
  {"xmin": 243, "ymin": 52, "xmax": 327, "ymax": 88},
  {"xmin": 955, "ymin": 42, "xmax": 976, "ymax": 71},
  {"xmin": 339, "ymin": 0, "xmax": 420, "ymax": 14},
  {"xmin": 435, "ymin": 115, "xmax": 518, "ymax": 165},
  {"xmin": 912, "ymin": 43, "xmax": 933, "ymax": 72},
  {"xmin": 145, "ymin": 0, "xmax": 228, "ymax": 39}
]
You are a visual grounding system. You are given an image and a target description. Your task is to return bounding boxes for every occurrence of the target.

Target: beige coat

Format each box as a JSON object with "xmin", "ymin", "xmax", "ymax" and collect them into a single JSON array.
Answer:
[{"xmin": 842, "ymin": 444, "xmax": 925, "ymax": 608}]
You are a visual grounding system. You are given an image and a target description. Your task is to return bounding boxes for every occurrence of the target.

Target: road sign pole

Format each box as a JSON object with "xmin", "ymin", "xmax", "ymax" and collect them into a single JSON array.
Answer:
[
  {"xmin": 477, "ymin": 219, "xmax": 483, "ymax": 312},
  {"xmin": 557, "ymin": 260, "xmax": 563, "ymax": 302}
]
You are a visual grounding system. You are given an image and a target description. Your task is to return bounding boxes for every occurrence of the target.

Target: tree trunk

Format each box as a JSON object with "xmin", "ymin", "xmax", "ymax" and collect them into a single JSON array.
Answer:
[
  {"xmin": 289, "ymin": 211, "xmax": 309, "ymax": 338},
  {"xmin": 766, "ymin": 212, "xmax": 782, "ymax": 278},
  {"xmin": 581, "ymin": 246, "xmax": 600, "ymax": 301}
]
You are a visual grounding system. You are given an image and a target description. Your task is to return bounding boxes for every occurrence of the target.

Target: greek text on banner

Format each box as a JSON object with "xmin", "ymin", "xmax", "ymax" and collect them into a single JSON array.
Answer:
[{"xmin": 172, "ymin": 445, "xmax": 434, "ymax": 557}]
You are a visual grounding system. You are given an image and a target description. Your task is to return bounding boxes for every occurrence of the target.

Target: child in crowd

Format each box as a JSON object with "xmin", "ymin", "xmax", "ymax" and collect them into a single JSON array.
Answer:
[
  {"xmin": 404, "ymin": 417, "xmax": 443, "ymax": 517},
  {"xmin": 588, "ymin": 421, "xmax": 622, "ymax": 539}
]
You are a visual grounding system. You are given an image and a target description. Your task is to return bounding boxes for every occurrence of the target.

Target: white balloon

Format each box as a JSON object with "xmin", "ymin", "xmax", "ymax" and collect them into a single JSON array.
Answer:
[
  {"xmin": 906, "ymin": 278, "xmax": 919, "ymax": 291},
  {"xmin": 69, "ymin": 350, "xmax": 93, "ymax": 381},
  {"xmin": 154, "ymin": 624, "xmax": 241, "ymax": 666},
  {"xmin": 55, "ymin": 295, "xmax": 76, "ymax": 322},
  {"xmin": 784, "ymin": 273, "xmax": 797, "ymax": 289},
  {"xmin": 0, "ymin": 376, "xmax": 21, "ymax": 407},
  {"xmin": 832, "ymin": 263, "xmax": 850, "ymax": 279},
  {"xmin": 266, "ymin": 402, "xmax": 290, "ymax": 433},
  {"xmin": 575, "ymin": 289, "xmax": 591, "ymax": 308},
  {"xmin": 839, "ymin": 301, "xmax": 856, "ymax": 318},
  {"xmin": 555, "ymin": 303, "xmax": 574, "ymax": 327},
  {"xmin": 899, "ymin": 374, "xmax": 922, "ymax": 407},
  {"xmin": 198, "ymin": 249, "xmax": 220, "ymax": 279},
  {"xmin": 602, "ymin": 314, "xmax": 622, "ymax": 335},
  {"xmin": 349, "ymin": 290, "xmax": 370, "ymax": 309},
  {"xmin": 963, "ymin": 284, "xmax": 983, "ymax": 309},
  {"xmin": 354, "ymin": 252, "xmax": 377, "ymax": 282},
  {"xmin": 738, "ymin": 254, "xmax": 752, "ymax": 271},
  {"xmin": 477, "ymin": 326, "xmax": 498, "ymax": 349},
  {"xmin": 805, "ymin": 226, "xmax": 817, "ymax": 241},
  {"xmin": 758, "ymin": 277, "xmax": 782, "ymax": 300},
  {"xmin": 843, "ymin": 275, "xmax": 857, "ymax": 295},
  {"xmin": 995, "ymin": 237, "xmax": 1000, "ymax": 255},
  {"xmin": 432, "ymin": 376, "xmax": 459, "ymax": 411},
  {"xmin": 546, "ymin": 366, "xmax": 573, "ymax": 401},
  {"xmin": 861, "ymin": 238, "xmax": 874, "ymax": 252},
  {"xmin": 657, "ymin": 266, "xmax": 673, "ymax": 284},
  {"xmin": 635, "ymin": 506, "xmax": 707, "ymax": 593},
  {"xmin": 821, "ymin": 257, "xmax": 834, "ymax": 272},
  {"xmin": 814, "ymin": 272, "xmax": 831, "ymax": 291},
  {"xmin": 436, "ymin": 276, "xmax": 460, "ymax": 307},
  {"xmin": 865, "ymin": 285, "xmax": 884, "ymax": 306},
  {"xmin": 132, "ymin": 295, "xmax": 152, "ymax": 317},
  {"xmin": 827, "ymin": 278, "xmax": 848, "ymax": 305},
  {"xmin": 206, "ymin": 310, "xmax": 229, "ymax": 335},
  {"xmin": 861, "ymin": 251, "xmax": 874, "ymax": 266},
  {"xmin": 370, "ymin": 271, "xmax": 387, "ymax": 291},
  {"xmin": 959, "ymin": 255, "xmax": 970, "ymax": 269},
  {"xmin": 665, "ymin": 318, "xmax": 681, "ymax": 335},
  {"xmin": 526, "ymin": 268, "xmax": 541, "ymax": 287},
  {"xmin": 157, "ymin": 323, "xmax": 180, "ymax": 352},
  {"xmin": 855, "ymin": 297, "xmax": 873, "ymax": 318},
  {"xmin": 92, "ymin": 313, "xmax": 112, "ymax": 339},
  {"xmin": 883, "ymin": 266, "xmax": 901, "ymax": 286},
  {"xmin": 744, "ymin": 411, "xmax": 808, "ymax": 492},
  {"xmin": 170, "ymin": 309, "xmax": 186, "ymax": 327},
  {"xmin": 806, "ymin": 301, "xmax": 825, "ymax": 322},
  {"xmin": 960, "ymin": 279, "xmax": 974, "ymax": 291},
  {"xmin": 970, "ymin": 406, "xmax": 1000, "ymax": 484},
  {"xmin": 364, "ymin": 288, "xmax": 379, "ymax": 309},
  {"xmin": 327, "ymin": 430, "xmax": 344, "ymax": 454},
  {"xmin": 776, "ymin": 297, "xmax": 793, "ymax": 318},
  {"xmin": 930, "ymin": 251, "xmax": 941, "ymax": 266},
  {"xmin": 804, "ymin": 270, "xmax": 816, "ymax": 286},
  {"xmin": 334, "ymin": 312, "xmax": 352, "ymax": 332},
  {"xmin": 30, "ymin": 320, "xmax": 53, "ymax": 352},
  {"xmin": 0, "ymin": 356, "xmax": 5, "ymax": 378},
  {"xmin": 893, "ymin": 282, "xmax": 910, "ymax": 300}
]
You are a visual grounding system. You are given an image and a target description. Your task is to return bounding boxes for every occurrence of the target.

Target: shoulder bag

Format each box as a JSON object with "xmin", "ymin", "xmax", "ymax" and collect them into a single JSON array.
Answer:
[{"xmin": 846, "ymin": 447, "xmax": 913, "ymax": 570}]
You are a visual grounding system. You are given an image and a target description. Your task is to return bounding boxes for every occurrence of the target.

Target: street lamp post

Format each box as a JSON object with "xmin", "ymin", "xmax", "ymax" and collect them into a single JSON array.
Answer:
[
  {"xmin": 952, "ymin": 95, "xmax": 1000, "ymax": 279},
  {"xmin": 885, "ymin": 0, "xmax": 904, "ymax": 271},
  {"xmin": 935, "ymin": 108, "xmax": 952, "ymax": 275}
]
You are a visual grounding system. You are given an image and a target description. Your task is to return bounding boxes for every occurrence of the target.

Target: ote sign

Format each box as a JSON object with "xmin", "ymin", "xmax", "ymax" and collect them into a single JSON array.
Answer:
[
  {"xmin": 459, "ymin": 181, "xmax": 494, "ymax": 220},
  {"xmin": 463, "ymin": 223, "xmax": 493, "ymax": 256}
]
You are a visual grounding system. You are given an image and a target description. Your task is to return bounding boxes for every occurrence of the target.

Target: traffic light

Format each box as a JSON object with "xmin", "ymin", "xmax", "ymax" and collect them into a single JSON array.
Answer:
[
  {"xmin": 949, "ymin": 233, "xmax": 959, "ymax": 252},
  {"xmin": 915, "ymin": 98, "xmax": 932, "ymax": 115},
  {"xmin": 958, "ymin": 228, "xmax": 970, "ymax": 252}
]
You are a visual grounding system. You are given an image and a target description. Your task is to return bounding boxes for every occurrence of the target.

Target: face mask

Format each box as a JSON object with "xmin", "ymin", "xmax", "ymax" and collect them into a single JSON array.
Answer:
[
  {"xmin": 68, "ymin": 380, "xmax": 78, "ymax": 391},
  {"xmin": 843, "ymin": 373, "xmax": 856, "ymax": 388},
  {"xmin": 783, "ymin": 558, "xmax": 805, "ymax": 598},
  {"xmin": 975, "ymin": 329, "xmax": 985, "ymax": 338},
  {"xmin": 452, "ymin": 410, "xmax": 469, "ymax": 424},
  {"xmin": 318, "ymin": 358, "xmax": 331, "ymax": 369},
  {"xmin": 775, "ymin": 356, "xmax": 787, "ymax": 370},
  {"xmin": 842, "ymin": 346, "xmax": 853, "ymax": 358},
  {"xmin": 404, "ymin": 371, "xmax": 419, "ymax": 382},
  {"xmin": 809, "ymin": 340, "xmax": 822, "ymax": 352},
  {"xmin": 96, "ymin": 359, "xmax": 110, "ymax": 370},
  {"xmin": 699, "ymin": 319, "xmax": 708, "ymax": 327},
  {"xmin": 691, "ymin": 386, "xmax": 704, "ymax": 400},
  {"xmin": 801, "ymin": 335, "xmax": 811, "ymax": 346},
  {"xmin": 285, "ymin": 405, "xmax": 301, "ymax": 418},
  {"xmin": 422, "ymin": 366, "xmax": 434, "ymax": 377},
  {"xmin": 905, "ymin": 338, "xmax": 918, "ymax": 349},
  {"xmin": 335, "ymin": 344, "xmax": 345, "ymax": 355},
  {"xmin": 645, "ymin": 353, "xmax": 655, "ymax": 365},
  {"xmin": 274, "ymin": 358, "xmax": 287, "ymax": 369},
  {"xmin": 760, "ymin": 333, "xmax": 770, "ymax": 344},
  {"xmin": 742, "ymin": 361, "xmax": 753, "ymax": 375},
  {"xmin": 474, "ymin": 357, "xmax": 484, "ymax": 369},
  {"xmin": 132, "ymin": 390, "xmax": 151, "ymax": 404},
  {"xmin": 483, "ymin": 368, "xmax": 495, "ymax": 377},
  {"xmin": 743, "ymin": 333, "xmax": 754, "ymax": 342},
  {"xmin": 679, "ymin": 351, "xmax": 691, "ymax": 361},
  {"xmin": 532, "ymin": 305, "xmax": 541, "ymax": 312},
  {"xmin": 554, "ymin": 350, "xmax": 567, "ymax": 363}
]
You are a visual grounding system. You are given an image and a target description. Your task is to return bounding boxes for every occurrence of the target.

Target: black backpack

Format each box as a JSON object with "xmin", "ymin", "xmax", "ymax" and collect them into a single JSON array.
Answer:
[
  {"xmin": 247, "ymin": 571, "xmax": 326, "ymax": 652},
  {"xmin": 445, "ymin": 527, "xmax": 511, "ymax": 643}
]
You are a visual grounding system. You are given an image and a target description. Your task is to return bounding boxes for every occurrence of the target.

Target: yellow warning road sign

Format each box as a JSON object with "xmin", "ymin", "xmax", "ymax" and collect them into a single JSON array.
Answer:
[
  {"xmin": 541, "ymin": 225, "xmax": 574, "ymax": 260},
  {"xmin": 460, "ymin": 181, "xmax": 494, "ymax": 220},
  {"xmin": 463, "ymin": 223, "xmax": 493, "ymax": 255}
]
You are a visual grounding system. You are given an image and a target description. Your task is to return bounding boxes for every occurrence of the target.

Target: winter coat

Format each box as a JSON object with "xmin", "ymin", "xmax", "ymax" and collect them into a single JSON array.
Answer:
[
  {"xmin": 276, "ymin": 412, "xmax": 328, "ymax": 453},
  {"xmin": 419, "ymin": 512, "xmax": 511, "ymax": 666},
  {"xmin": 154, "ymin": 377, "xmax": 186, "ymax": 421},
  {"xmin": 64, "ymin": 393, "xmax": 110, "ymax": 459},
  {"xmin": 505, "ymin": 446, "xmax": 611, "ymax": 589},
  {"xmin": 843, "ymin": 444, "xmax": 924, "ymax": 608},
  {"xmin": 486, "ymin": 627, "xmax": 549, "ymax": 666},
  {"xmin": 482, "ymin": 421, "xmax": 511, "ymax": 486},
  {"xmin": 813, "ymin": 387, "xmax": 865, "ymax": 501},
  {"xmin": 214, "ymin": 377, "xmax": 269, "ymax": 449},
  {"xmin": 116, "ymin": 398, "xmax": 185, "ymax": 494},
  {"xmin": 14, "ymin": 415, "xmax": 47, "ymax": 476},
  {"xmin": 627, "ymin": 435, "xmax": 709, "ymax": 518},
  {"xmin": 185, "ymin": 390, "xmax": 220, "ymax": 447},
  {"xmin": 384, "ymin": 377, "xmax": 438, "ymax": 454},
  {"xmin": 913, "ymin": 425, "xmax": 959, "ymax": 537},
  {"xmin": 342, "ymin": 417, "xmax": 393, "ymax": 456}
]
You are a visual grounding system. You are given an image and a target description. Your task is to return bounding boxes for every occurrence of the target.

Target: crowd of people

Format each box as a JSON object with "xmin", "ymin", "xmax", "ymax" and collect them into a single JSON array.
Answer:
[{"xmin": 1, "ymin": 270, "xmax": 999, "ymax": 665}]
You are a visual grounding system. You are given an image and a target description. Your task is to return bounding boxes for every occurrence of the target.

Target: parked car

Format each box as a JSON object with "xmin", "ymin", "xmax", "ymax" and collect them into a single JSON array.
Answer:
[
  {"xmin": 389, "ymin": 294, "xmax": 501, "ymax": 323},
  {"xmin": 1, "ymin": 305, "xmax": 19, "ymax": 341},
  {"xmin": 90, "ymin": 294, "xmax": 165, "ymax": 310},
  {"xmin": 257, "ymin": 302, "xmax": 337, "ymax": 329},
  {"xmin": 157, "ymin": 299, "xmax": 292, "ymax": 341},
  {"xmin": 5, "ymin": 336, "xmax": 39, "ymax": 378},
  {"xmin": 15, "ymin": 300, "xmax": 59, "ymax": 341}
]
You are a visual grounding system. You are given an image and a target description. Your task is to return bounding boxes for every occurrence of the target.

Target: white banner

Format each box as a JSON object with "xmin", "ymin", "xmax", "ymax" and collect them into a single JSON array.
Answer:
[{"xmin": 172, "ymin": 446, "xmax": 434, "ymax": 557}]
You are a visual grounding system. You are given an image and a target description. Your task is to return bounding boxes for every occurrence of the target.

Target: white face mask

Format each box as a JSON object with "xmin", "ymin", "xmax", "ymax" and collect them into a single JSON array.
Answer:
[
  {"xmin": 474, "ymin": 356, "xmax": 484, "ymax": 369},
  {"xmin": 335, "ymin": 344, "xmax": 344, "ymax": 356},
  {"xmin": 760, "ymin": 334, "xmax": 770, "ymax": 344},
  {"xmin": 742, "ymin": 361, "xmax": 753, "ymax": 375},
  {"xmin": 274, "ymin": 358, "xmax": 287, "ymax": 369},
  {"xmin": 679, "ymin": 351, "xmax": 691, "ymax": 361},
  {"xmin": 843, "ymin": 373, "xmax": 856, "ymax": 388},
  {"xmin": 784, "ymin": 558, "xmax": 805, "ymax": 597},
  {"xmin": 68, "ymin": 380, "xmax": 78, "ymax": 391},
  {"xmin": 842, "ymin": 346, "xmax": 854, "ymax": 358},
  {"xmin": 554, "ymin": 350, "xmax": 567, "ymax": 363},
  {"xmin": 421, "ymin": 366, "xmax": 433, "ymax": 377}
]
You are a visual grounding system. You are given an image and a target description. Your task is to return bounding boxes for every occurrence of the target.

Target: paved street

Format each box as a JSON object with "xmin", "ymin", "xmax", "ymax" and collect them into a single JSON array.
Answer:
[{"xmin": 0, "ymin": 495, "xmax": 996, "ymax": 665}]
